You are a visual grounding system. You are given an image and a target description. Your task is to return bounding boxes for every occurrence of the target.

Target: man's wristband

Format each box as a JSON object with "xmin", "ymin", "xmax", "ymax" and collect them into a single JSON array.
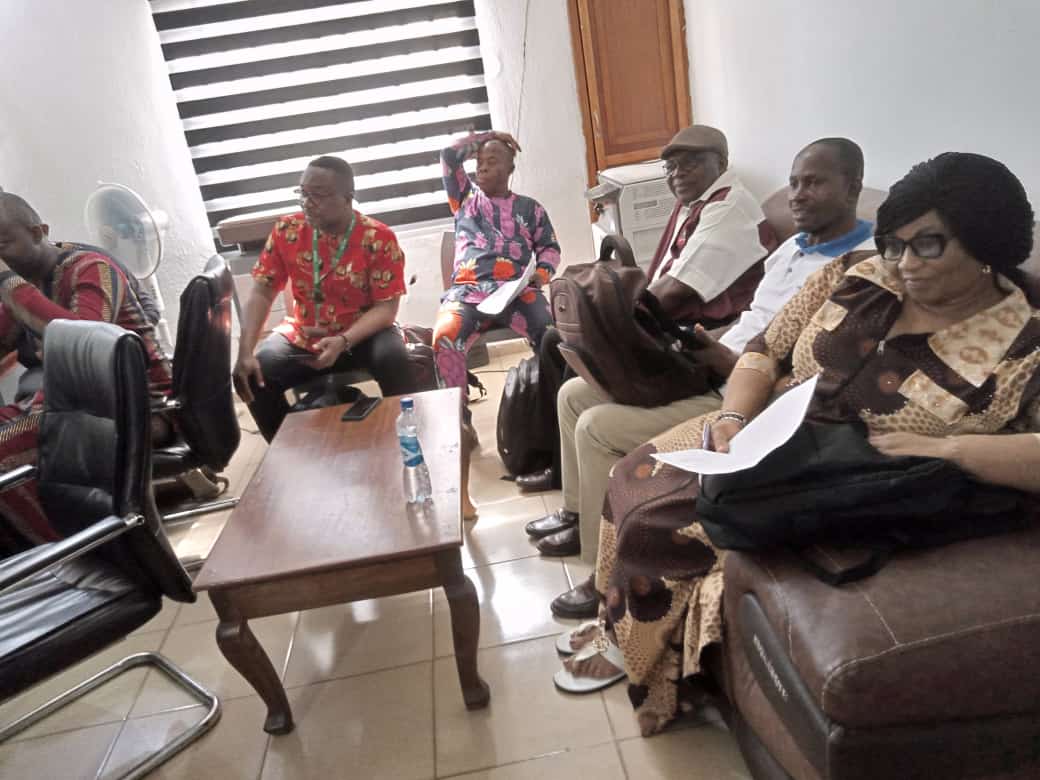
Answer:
[{"xmin": 338, "ymin": 334, "xmax": 352, "ymax": 353}]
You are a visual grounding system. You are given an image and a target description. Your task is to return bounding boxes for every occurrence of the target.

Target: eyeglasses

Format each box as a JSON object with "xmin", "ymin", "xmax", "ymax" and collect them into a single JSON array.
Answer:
[
  {"xmin": 876, "ymin": 233, "xmax": 950, "ymax": 262},
  {"xmin": 293, "ymin": 187, "xmax": 343, "ymax": 204},
  {"xmin": 662, "ymin": 152, "xmax": 714, "ymax": 177}
]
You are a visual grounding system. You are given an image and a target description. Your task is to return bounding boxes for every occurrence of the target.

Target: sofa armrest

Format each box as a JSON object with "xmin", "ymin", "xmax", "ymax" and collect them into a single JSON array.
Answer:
[{"xmin": 0, "ymin": 513, "xmax": 144, "ymax": 594}]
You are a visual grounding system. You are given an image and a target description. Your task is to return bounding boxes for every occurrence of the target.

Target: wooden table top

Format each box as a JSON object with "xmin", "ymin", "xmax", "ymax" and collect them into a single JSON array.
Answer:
[{"xmin": 194, "ymin": 388, "xmax": 462, "ymax": 591}]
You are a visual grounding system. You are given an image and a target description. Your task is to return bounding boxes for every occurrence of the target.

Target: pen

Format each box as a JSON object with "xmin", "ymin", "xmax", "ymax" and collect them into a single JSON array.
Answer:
[{"xmin": 699, "ymin": 422, "xmax": 711, "ymax": 488}]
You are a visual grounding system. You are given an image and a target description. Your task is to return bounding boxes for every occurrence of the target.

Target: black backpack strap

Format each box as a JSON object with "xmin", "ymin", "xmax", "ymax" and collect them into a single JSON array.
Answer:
[{"xmin": 467, "ymin": 370, "xmax": 487, "ymax": 399}]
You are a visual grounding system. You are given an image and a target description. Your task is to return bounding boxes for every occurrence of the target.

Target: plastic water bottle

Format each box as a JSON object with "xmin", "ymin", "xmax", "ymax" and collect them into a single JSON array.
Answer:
[{"xmin": 397, "ymin": 397, "xmax": 432, "ymax": 503}]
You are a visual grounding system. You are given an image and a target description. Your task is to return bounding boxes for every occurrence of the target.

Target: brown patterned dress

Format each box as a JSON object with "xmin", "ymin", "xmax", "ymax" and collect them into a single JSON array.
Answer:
[{"xmin": 596, "ymin": 253, "xmax": 1040, "ymax": 736}]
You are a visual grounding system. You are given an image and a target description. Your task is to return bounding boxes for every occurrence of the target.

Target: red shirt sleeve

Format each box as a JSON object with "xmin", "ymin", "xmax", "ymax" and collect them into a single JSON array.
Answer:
[
  {"xmin": 251, "ymin": 218, "xmax": 292, "ymax": 291},
  {"xmin": 366, "ymin": 227, "xmax": 407, "ymax": 303}
]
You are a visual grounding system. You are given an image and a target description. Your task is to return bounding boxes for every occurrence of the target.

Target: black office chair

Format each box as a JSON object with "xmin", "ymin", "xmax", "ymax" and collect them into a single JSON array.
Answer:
[
  {"xmin": 153, "ymin": 254, "xmax": 241, "ymax": 520},
  {"xmin": 0, "ymin": 320, "xmax": 219, "ymax": 777}
]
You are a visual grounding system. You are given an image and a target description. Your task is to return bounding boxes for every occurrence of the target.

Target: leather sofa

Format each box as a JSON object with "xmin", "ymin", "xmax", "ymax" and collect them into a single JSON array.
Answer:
[{"xmin": 713, "ymin": 190, "xmax": 1040, "ymax": 779}]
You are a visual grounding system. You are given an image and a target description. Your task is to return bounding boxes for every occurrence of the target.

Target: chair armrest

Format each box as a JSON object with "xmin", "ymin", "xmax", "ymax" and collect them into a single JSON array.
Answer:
[
  {"xmin": 0, "ymin": 513, "xmax": 144, "ymax": 594},
  {"xmin": 0, "ymin": 464, "xmax": 36, "ymax": 493}
]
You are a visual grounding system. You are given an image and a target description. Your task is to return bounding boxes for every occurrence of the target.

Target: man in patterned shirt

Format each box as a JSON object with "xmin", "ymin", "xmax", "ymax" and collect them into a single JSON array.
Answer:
[
  {"xmin": 234, "ymin": 156, "xmax": 413, "ymax": 441},
  {"xmin": 435, "ymin": 130, "xmax": 562, "ymax": 518},
  {"xmin": 0, "ymin": 192, "xmax": 172, "ymax": 553}
]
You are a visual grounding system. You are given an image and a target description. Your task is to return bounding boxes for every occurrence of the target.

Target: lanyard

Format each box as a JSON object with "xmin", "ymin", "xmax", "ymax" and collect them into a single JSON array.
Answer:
[{"xmin": 311, "ymin": 211, "xmax": 355, "ymax": 304}]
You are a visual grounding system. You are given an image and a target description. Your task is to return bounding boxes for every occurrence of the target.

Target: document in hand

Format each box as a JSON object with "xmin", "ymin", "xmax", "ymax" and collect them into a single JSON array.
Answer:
[
  {"xmin": 476, "ymin": 256, "xmax": 538, "ymax": 315},
  {"xmin": 652, "ymin": 374, "xmax": 819, "ymax": 475}
]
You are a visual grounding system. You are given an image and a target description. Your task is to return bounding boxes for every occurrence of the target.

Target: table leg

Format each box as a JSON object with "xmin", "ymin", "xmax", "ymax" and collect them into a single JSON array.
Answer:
[
  {"xmin": 209, "ymin": 591, "xmax": 295, "ymax": 734},
  {"xmin": 436, "ymin": 549, "xmax": 490, "ymax": 709}
]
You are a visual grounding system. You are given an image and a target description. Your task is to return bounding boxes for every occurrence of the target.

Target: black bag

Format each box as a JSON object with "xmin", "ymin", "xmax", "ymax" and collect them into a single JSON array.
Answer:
[
  {"xmin": 496, "ymin": 354, "xmax": 553, "ymax": 476},
  {"xmin": 696, "ymin": 421, "xmax": 1030, "ymax": 584},
  {"xmin": 549, "ymin": 234, "xmax": 714, "ymax": 408}
]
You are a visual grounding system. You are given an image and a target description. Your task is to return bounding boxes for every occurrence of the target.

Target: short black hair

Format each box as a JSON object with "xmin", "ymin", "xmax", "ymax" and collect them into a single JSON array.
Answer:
[
  {"xmin": 801, "ymin": 138, "xmax": 864, "ymax": 182},
  {"xmin": 876, "ymin": 152, "xmax": 1034, "ymax": 276},
  {"xmin": 307, "ymin": 155, "xmax": 355, "ymax": 196},
  {"xmin": 0, "ymin": 192, "xmax": 42, "ymax": 228},
  {"xmin": 478, "ymin": 138, "xmax": 516, "ymax": 164}
]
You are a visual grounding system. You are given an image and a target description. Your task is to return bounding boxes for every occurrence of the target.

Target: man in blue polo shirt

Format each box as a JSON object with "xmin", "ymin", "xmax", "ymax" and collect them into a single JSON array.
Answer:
[{"xmin": 541, "ymin": 137, "xmax": 876, "ymax": 619}]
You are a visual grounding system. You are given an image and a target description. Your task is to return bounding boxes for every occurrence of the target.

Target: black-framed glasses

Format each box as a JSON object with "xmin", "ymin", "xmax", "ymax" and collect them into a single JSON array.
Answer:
[
  {"xmin": 662, "ymin": 152, "xmax": 714, "ymax": 177},
  {"xmin": 293, "ymin": 187, "xmax": 340, "ymax": 204},
  {"xmin": 876, "ymin": 233, "xmax": 950, "ymax": 262}
]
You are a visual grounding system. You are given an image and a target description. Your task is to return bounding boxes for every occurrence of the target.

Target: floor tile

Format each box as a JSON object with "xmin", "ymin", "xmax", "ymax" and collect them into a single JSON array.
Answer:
[
  {"xmin": 129, "ymin": 598, "xmax": 181, "ymax": 637},
  {"xmin": 461, "ymin": 496, "xmax": 544, "ymax": 569},
  {"xmin": 0, "ymin": 630, "xmax": 165, "ymax": 741},
  {"xmin": 469, "ymin": 453, "xmax": 526, "ymax": 507},
  {"xmin": 282, "ymin": 590, "xmax": 433, "ymax": 688},
  {"xmin": 131, "ymin": 612, "xmax": 299, "ymax": 717},
  {"xmin": 616, "ymin": 722, "xmax": 752, "ymax": 779},
  {"xmin": 101, "ymin": 696, "xmax": 268, "ymax": 780},
  {"xmin": 445, "ymin": 743, "xmax": 625, "ymax": 779},
  {"xmin": 171, "ymin": 590, "xmax": 218, "ymax": 627},
  {"xmin": 434, "ymin": 636, "xmax": 613, "ymax": 777},
  {"xmin": 0, "ymin": 721, "xmax": 122, "ymax": 780},
  {"xmin": 168, "ymin": 510, "xmax": 230, "ymax": 566},
  {"xmin": 434, "ymin": 557, "xmax": 571, "ymax": 656},
  {"xmin": 261, "ymin": 663, "xmax": 434, "ymax": 780}
]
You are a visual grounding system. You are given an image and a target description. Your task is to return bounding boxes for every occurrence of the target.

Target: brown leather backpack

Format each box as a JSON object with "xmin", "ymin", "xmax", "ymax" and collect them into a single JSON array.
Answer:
[{"xmin": 548, "ymin": 234, "xmax": 713, "ymax": 408}]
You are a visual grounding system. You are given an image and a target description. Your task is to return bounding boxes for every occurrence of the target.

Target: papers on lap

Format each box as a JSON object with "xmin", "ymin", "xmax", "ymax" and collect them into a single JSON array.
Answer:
[
  {"xmin": 653, "ymin": 374, "xmax": 819, "ymax": 475},
  {"xmin": 476, "ymin": 257, "xmax": 538, "ymax": 315}
]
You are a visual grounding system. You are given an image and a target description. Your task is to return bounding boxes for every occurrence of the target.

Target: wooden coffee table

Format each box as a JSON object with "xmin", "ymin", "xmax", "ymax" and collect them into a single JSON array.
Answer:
[{"xmin": 193, "ymin": 388, "xmax": 490, "ymax": 734}]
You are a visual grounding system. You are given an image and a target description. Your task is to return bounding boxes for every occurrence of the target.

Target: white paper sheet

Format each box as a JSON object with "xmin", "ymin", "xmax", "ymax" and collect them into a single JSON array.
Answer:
[
  {"xmin": 476, "ymin": 256, "xmax": 538, "ymax": 315},
  {"xmin": 652, "ymin": 374, "xmax": 819, "ymax": 474}
]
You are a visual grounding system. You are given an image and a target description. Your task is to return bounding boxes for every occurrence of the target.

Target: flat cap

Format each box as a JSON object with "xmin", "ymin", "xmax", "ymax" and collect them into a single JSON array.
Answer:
[{"xmin": 661, "ymin": 125, "xmax": 728, "ymax": 163}]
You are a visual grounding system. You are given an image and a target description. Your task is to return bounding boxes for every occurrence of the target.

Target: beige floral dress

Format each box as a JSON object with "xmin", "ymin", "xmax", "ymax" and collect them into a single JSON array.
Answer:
[{"xmin": 596, "ymin": 252, "xmax": 1040, "ymax": 736}]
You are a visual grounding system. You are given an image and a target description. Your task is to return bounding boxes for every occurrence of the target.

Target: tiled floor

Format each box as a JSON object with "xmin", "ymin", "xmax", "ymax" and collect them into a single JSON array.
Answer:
[{"xmin": 0, "ymin": 343, "xmax": 751, "ymax": 779}]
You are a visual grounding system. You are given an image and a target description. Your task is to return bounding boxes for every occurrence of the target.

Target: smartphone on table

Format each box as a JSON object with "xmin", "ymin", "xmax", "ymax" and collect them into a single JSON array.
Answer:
[{"xmin": 341, "ymin": 395, "xmax": 381, "ymax": 421}]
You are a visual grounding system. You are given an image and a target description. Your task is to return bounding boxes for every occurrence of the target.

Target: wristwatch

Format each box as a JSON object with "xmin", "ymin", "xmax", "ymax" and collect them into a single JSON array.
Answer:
[{"xmin": 338, "ymin": 334, "xmax": 353, "ymax": 353}]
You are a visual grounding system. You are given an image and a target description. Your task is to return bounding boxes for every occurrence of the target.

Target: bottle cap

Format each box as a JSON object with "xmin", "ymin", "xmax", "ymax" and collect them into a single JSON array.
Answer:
[{"xmin": 400, "ymin": 397, "xmax": 414, "ymax": 410}]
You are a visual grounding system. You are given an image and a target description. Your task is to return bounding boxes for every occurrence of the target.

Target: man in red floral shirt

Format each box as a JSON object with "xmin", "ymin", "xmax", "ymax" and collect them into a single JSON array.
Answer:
[
  {"xmin": 0, "ymin": 192, "xmax": 171, "ymax": 553},
  {"xmin": 234, "ymin": 156, "xmax": 413, "ymax": 440}
]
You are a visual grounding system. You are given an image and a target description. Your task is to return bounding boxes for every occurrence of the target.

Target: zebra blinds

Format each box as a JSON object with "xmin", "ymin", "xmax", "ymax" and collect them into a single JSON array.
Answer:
[{"xmin": 150, "ymin": 0, "xmax": 491, "ymax": 237}]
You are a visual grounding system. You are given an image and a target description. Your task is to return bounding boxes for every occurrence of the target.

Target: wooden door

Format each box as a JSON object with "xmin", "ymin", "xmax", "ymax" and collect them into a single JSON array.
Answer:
[{"xmin": 569, "ymin": 0, "xmax": 691, "ymax": 186}]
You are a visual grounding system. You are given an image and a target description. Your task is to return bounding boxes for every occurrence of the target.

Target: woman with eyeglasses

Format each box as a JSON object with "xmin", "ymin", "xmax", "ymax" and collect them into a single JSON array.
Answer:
[{"xmin": 554, "ymin": 152, "xmax": 1040, "ymax": 737}]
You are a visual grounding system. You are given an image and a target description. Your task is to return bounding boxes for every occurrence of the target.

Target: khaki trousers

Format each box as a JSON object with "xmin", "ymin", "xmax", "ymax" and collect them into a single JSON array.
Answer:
[{"xmin": 557, "ymin": 377, "xmax": 723, "ymax": 565}]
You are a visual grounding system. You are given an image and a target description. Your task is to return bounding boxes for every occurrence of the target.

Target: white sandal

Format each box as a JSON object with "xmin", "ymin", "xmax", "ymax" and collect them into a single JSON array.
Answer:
[
  {"xmin": 555, "ymin": 620, "xmax": 603, "ymax": 656},
  {"xmin": 553, "ymin": 636, "xmax": 626, "ymax": 693}
]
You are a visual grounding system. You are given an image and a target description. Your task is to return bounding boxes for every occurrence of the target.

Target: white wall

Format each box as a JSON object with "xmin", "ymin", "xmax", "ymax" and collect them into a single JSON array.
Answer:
[
  {"xmin": 685, "ymin": 0, "xmax": 1040, "ymax": 204},
  {"xmin": 474, "ymin": 0, "xmax": 594, "ymax": 268},
  {"xmin": 0, "ymin": 0, "xmax": 214, "ymax": 337}
]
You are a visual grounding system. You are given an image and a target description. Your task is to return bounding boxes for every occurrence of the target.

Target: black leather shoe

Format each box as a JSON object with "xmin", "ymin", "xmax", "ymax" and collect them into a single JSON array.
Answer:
[
  {"xmin": 525, "ymin": 509, "xmax": 578, "ymax": 539},
  {"xmin": 537, "ymin": 526, "xmax": 580, "ymax": 556},
  {"xmin": 551, "ymin": 576, "xmax": 599, "ymax": 619},
  {"xmin": 516, "ymin": 467, "xmax": 556, "ymax": 492}
]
